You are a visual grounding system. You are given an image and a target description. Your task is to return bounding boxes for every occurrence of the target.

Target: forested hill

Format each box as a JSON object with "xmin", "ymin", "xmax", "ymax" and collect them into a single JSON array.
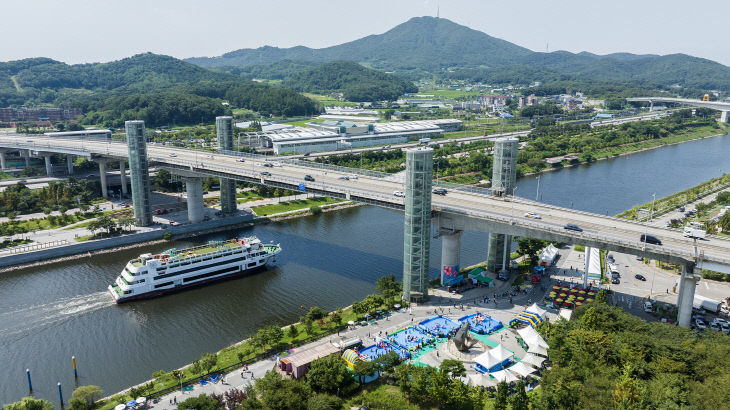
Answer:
[
  {"xmin": 0, "ymin": 53, "xmax": 319, "ymax": 127},
  {"xmin": 280, "ymin": 61, "xmax": 417, "ymax": 102},
  {"xmin": 1, "ymin": 53, "xmax": 237, "ymax": 91},
  {"xmin": 187, "ymin": 17, "xmax": 530, "ymax": 74},
  {"xmin": 187, "ymin": 16, "xmax": 730, "ymax": 91}
]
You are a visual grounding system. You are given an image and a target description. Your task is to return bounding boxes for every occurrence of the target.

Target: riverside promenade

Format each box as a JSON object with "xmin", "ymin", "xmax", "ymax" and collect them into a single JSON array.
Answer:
[{"xmin": 146, "ymin": 277, "xmax": 547, "ymax": 409}]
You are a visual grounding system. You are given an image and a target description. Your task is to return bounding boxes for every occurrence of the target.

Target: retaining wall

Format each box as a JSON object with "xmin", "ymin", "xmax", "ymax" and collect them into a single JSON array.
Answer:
[{"xmin": 0, "ymin": 214, "xmax": 254, "ymax": 269}]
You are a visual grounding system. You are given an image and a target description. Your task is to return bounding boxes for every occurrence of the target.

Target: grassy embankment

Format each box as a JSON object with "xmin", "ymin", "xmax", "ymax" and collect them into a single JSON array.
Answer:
[
  {"xmin": 251, "ymin": 197, "xmax": 343, "ymax": 216},
  {"xmin": 617, "ymin": 172, "xmax": 730, "ymax": 221}
]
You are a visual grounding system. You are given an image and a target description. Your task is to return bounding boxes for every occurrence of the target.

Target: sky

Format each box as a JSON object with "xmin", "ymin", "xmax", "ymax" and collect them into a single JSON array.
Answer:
[{"xmin": 1, "ymin": 0, "xmax": 729, "ymax": 66}]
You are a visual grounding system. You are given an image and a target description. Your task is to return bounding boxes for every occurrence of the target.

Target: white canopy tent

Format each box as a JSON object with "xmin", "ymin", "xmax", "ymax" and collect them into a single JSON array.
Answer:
[
  {"xmin": 529, "ymin": 344, "xmax": 549, "ymax": 357},
  {"xmin": 474, "ymin": 344, "xmax": 515, "ymax": 371},
  {"xmin": 521, "ymin": 353, "xmax": 546, "ymax": 368},
  {"xmin": 526, "ymin": 303, "xmax": 548, "ymax": 319},
  {"xmin": 516, "ymin": 326, "xmax": 549, "ymax": 350},
  {"xmin": 507, "ymin": 361, "xmax": 537, "ymax": 377},
  {"xmin": 559, "ymin": 308, "xmax": 573, "ymax": 321},
  {"xmin": 468, "ymin": 373, "xmax": 498, "ymax": 387},
  {"xmin": 490, "ymin": 369, "xmax": 520, "ymax": 383}
]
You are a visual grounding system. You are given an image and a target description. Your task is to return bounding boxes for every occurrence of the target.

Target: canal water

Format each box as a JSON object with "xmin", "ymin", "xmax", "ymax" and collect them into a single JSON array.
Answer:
[{"xmin": 1, "ymin": 133, "xmax": 728, "ymax": 403}]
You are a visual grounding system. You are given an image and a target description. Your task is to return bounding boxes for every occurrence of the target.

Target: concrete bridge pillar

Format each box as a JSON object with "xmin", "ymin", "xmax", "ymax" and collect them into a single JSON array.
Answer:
[
  {"xmin": 42, "ymin": 154, "xmax": 53, "ymax": 176},
  {"xmin": 96, "ymin": 159, "xmax": 109, "ymax": 199},
  {"xmin": 402, "ymin": 148, "xmax": 433, "ymax": 302},
  {"xmin": 185, "ymin": 177, "xmax": 204, "ymax": 224},
  {"xmin": 66, "ymin": 155, "xmax": 74, "ymax": 175},
  {"xmin": 0, "ymin": 150, "xmax": 7, "ymax": 170},
  {"xmin": 440, "ymin": 229, "xmax": 462, "ymax": 287},
  {"xmin": 23, "ymin": 150, "xmax": 30, "ymax": 167},
  {"xmin": 119, "ymin": 160, "xmax": 128, "ymax": 196},
  {"xmin": 676, "ymin": 263, "xmax": 700, "ymax": 327},
  {"xmin": 720, "ymin": 111, "xmax": 728, "ymax": 123}
]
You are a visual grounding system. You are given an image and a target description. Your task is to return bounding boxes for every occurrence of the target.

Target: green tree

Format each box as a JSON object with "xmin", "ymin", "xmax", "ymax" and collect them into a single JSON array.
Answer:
[
  {"xmin": 305, "ymin": 394, "xmax": 342, "ymax": 410},
  {"xmin": 306, "ymin": 306, "xmax": 326, "ymax": 322},
  {"xmin": 329, "ymin": 309, "xmax": 343, "ymax": 327},
  {"xmin": 190, "ymin": 359, "xmax": 203, "ymax": 375},
  {"xmin": 511, "ymin": 380, "xmax": 530, "ymax": 410},
  {"xmin": 287, "ymin": 324, "xmax": 299, "ymax": 339},
  {"xmin": 302, "ymin": 316, "xmax": 314, "ymax": 335},
  {"xmin": 494, "ymin": 381, "xmax": 509, "ymax": 410},
  {"xmin": 352, "ymin": 360, "xmax": 377, "ymax": 385},
  {"xmin": 719, "ymin": 212, "xmax": 730, "ymax": 233},
  {"xmin": 200, "ymin": 352, "xmax": 218, "ymax": 374},
  {"xmin": 177, "ymin": 394, "xmax": 219, "ymax": 410},
  {"xmin": 375, "ymin": 351, "xmax": 402, "ymax": 378},
  {"xmin": 439, "ymin": 359, "xmax": 466, "ymax": 378},
  {"xmin": 517, "ymin": 238, "xmax": 549, "ymax": 265},
  {"xmin": 70, "ymin": 385, "xmax": 103, "ymax": 406},
  {"xmin": 375, "ymin": 273, "xmax": 402, "ymax": 304},
  {"xmin": 306, "ymin": 354, "xmax": 352, "ymax": 393},
  {"xmin": 117, "ymin": 216, "xmax": 136, "ymax": 231},
  {"xmin": 3, "ymin": 397, "xmax": 54, "ymax": 410}
]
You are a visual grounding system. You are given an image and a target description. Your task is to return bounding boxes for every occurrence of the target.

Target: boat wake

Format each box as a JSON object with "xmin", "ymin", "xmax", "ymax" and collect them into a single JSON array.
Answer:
[{"xmin": 0, "ymin": 291, "xmax": 114, "ymax": 343}]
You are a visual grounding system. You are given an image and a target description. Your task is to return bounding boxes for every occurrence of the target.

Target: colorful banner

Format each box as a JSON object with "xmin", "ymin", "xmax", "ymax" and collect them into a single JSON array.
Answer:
[{"xmin": 442, "ymin": 265, "xmax": 461, "ymax": 286}]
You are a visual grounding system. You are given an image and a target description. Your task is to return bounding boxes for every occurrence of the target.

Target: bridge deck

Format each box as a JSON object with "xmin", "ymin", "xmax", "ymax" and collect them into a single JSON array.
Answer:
[{"xmin": 3, "ymin": 134, "xmax": 729, "ymax": 270}]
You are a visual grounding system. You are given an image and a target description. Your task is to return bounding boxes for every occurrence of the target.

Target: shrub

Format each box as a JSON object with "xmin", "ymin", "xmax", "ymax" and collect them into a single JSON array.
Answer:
[{"xmin": 310, "ymin": 205, "xmax": 322, "ymax": 215}]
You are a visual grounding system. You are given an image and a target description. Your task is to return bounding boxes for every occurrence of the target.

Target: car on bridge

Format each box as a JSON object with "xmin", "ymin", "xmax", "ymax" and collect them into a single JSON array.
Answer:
[
  {"xmin": 635, "ymin": 274, "xmax": 647, "ymax": 281},
  {"xmin": 169, "ymin": 153, "xmax": 177, "ymax": 157},
  {"xmin": 640, "ymin": 234, "xmax": 662, "ymax": 246},
  {"xmin": 524, "ymin": 211, "xmax": 541, "ymax": 219},
  {"xmin": 260, "ymin": 171, "xmax": 271, "ymax": 177},
  {"xmin": 564, "ymin": 224, "xmax": 583, "ymax": 232},
  {"xmin": 338, "ymin": 176, "xmax": 350, "ymax": 180},
  {"xmin": 304, "ymin": 175, "xmax": 315, "ymax": 182},
  {"xmin": 262, "ymin": 163, "xmax": 273, "ymax": 168},
  {"xmin": 236, "ymin": 158, "xmax": 245, "ymax": 162},
  {"xmin": 393, "ymin": 191, "xmax": 405, "ymax": 198},
  {"xmin": 432, "ymin": 188, "xmax": 447, "ymax": 196}
]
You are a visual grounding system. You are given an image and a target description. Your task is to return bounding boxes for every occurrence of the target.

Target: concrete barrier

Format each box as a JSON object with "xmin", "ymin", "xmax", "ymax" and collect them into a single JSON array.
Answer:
[{"xmin": 0, "ymin": 214, "xmax": 254, "ymax": 270}]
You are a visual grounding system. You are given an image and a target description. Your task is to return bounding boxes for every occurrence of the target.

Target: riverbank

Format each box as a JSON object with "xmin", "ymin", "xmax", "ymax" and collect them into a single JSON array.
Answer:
[
  {"xmin": 0, "ymin": 200, "xmax": 360, "ymax": 273},
  {"xmin": 521, "ymin": 130, "xmax": 728, "ymax": 178}
]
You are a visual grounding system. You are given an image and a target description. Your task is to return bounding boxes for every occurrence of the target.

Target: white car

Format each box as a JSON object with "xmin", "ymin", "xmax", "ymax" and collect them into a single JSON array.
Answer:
[
  {"xmin": 695, "ymin": 319, "xmax": 707, "ymax": 330},
  {"xmin": 348, "ymin": 174, "xmax": 359, "ymax": 180},
  {"xmin": 169, "ymin": 153, "xmax": 177, "ymax": 157},
  {"xmin": 393, "ymin": 191, "xmax": 405, "ymax": 198},
  {"xmin": 236, "ymin": 158, "xmax": 246, "ymax": 162},
  {"xmin": 524, "ymin": 212, "xmax": 542, "ymax": 219},
  {"xmin": 643, "ymin": 301, "xmax": 653, "ymax": 313}
]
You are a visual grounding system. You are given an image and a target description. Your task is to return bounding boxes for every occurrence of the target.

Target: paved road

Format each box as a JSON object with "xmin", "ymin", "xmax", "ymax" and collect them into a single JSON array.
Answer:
[{"xmin": 3, "ymin": 135, "xmax": 730, "ymax": 271}]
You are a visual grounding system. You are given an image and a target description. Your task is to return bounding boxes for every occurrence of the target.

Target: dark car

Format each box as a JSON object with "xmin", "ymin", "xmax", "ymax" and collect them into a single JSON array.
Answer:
[
  {"xmin": 263, "ymin": 163, "xmax": 273, "ymax": 167},
  {"xmin": 432, "ymin": 188, "xmax": 447, "ymax": 196},
  {"xmin": 303, "ymin": 152, "xmax": 311, "ymax": 157},
  {"xmin": 564, "ymin": 224, "xmax": 583, "ymax": 232},
  {"xmin": 635, "ymin": 274, "xmax": 647, "ymax": 281},
  {"xmin": 640, "ymin": 234, "xmax": 662, "ymax": 246},
  {"xmin": 304, "ymin": 175, "xmax": 315, "ymax": 182},
  {"xmin": 260, "ymin": 171, "xmax": 271, "ymax": 177},
  {"xmin": 611, "ymin": 278, "xmax": 620, "ymax": 284}
]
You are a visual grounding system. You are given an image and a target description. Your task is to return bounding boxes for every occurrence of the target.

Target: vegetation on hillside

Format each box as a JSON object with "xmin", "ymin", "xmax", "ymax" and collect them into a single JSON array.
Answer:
[
  {"xmin": 0, "ymin": 179, "xmax": 100, "ymax": 217},
  {"xmin": 282, "ymin": 61, "xmax": 417, "ymax": 102},
  {"xmin": 0, "ymin": 54, "xmax": 320, "ymax": 126},
  {"xmin": 187, "ymin": 17, "xmax": 730, "ymax": 91}
]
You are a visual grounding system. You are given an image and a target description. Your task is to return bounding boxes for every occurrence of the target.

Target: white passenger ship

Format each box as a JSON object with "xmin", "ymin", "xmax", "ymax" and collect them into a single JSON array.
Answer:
[{"xmin": 108, "ymin": 237, "xmax": 281, "ymax": 303}]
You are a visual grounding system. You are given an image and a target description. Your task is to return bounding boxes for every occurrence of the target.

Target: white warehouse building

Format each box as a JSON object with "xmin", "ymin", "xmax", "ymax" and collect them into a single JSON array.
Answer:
[{"xmin": 261, "ymin": 119, "xmax": 462, "ymax": 155}]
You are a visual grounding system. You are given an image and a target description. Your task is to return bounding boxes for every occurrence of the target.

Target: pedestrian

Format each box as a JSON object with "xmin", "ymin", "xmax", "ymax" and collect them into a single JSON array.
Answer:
[
  {"xmin": 169, "ymin": 399, "xmax": 172, "ymax": 405},
  {"xmin": 174, "ymin": 396, "xmax": 177, "ymax": 404}
]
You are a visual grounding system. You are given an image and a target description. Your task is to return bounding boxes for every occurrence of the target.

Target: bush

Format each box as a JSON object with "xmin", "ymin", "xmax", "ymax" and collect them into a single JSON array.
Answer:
[
  {"xmin": 162, "ymin": 232, "xmax": 172, "ymax": 240},
  {"xmin": 310, "ymin": 205, "xmax": 322, "ymax": 215},
  {"xmin": 71, "ymin": 385, "xmax": 103, "ymax": 406}
]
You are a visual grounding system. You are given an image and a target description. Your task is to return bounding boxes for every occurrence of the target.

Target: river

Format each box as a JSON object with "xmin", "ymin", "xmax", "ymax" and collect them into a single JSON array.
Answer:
[{"xmin": 1, "ymin": 133, "xmax": 728, "ymax": 404}]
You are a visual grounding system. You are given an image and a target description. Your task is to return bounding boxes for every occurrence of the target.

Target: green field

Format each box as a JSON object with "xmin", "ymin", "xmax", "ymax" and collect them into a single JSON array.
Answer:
[
  {"xmin": 251, "ymin": 197, "xmax": 342, "ymax": 216},
  {"xmin": 302, "ymin": 93, "xmax": 358, "ymax": 107}
]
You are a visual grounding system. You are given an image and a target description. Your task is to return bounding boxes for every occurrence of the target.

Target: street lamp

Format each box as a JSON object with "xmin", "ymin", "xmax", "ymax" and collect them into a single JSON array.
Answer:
[
  {"xmin": 642, "ymin": 192, "xmax": 656, "ymax": 249},
  {"xmin": 511, "ymin": 186, "xmax": 518, "ymax": 220}
]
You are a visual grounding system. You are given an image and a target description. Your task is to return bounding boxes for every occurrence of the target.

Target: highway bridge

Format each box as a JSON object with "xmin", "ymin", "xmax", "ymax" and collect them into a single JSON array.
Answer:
[
  {"xmin": 1, "ymin": 127, "xmax": 729, "ymax": 326},
  {"xmin": 627, "ymin": 97, "xmax": 730, "ymax": 122}
]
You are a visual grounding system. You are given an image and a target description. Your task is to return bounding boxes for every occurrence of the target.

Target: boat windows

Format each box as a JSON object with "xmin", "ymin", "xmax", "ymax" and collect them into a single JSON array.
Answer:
[
  {"xmin": 183, "ymin": 266, "xmax": 239, "ymax": 283},
  {"xmin": 247, "ymin": 262, "xmax": 257, "ymax": 268},
  {"xmin": 154, "ymin": 281, "xmax": 174, "ymax": 289},
  {"xmin": 123, "ymin": 290, "xmax": 133, "ymax": 295}
]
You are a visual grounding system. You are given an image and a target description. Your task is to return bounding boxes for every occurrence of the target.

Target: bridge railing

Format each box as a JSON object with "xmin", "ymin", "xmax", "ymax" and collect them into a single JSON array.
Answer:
[{"xmin": 436, "ymin": 202, "xmax": 727, "ymax": 264}]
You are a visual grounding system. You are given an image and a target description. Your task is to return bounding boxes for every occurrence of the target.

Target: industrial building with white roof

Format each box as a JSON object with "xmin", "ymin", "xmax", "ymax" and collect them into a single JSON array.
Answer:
[{"xmin": 247, "ymin": 119, "xmax": 461, "ymax": 155}]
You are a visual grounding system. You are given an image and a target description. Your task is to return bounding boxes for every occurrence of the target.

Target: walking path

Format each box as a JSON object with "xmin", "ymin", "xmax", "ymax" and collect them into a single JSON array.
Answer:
[{"xmin": 146, "ymin": 274, "xmax": 549, "ymax": 409}]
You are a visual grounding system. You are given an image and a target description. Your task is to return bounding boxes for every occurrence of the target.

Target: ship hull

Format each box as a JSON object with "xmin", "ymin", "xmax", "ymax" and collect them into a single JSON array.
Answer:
[{"xmin": 110, "ymin": 264, "xmax": 269, "ymax": 304}]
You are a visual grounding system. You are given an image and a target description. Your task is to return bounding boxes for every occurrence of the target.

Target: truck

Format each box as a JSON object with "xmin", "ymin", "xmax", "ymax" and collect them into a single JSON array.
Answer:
[
  {"xmin": 683, "ymin": 222, "xmax": 706, "ymax": 239},
  {"xmin": 693, "ymin": 294, "xmax": 722, "ymax": 313}
]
